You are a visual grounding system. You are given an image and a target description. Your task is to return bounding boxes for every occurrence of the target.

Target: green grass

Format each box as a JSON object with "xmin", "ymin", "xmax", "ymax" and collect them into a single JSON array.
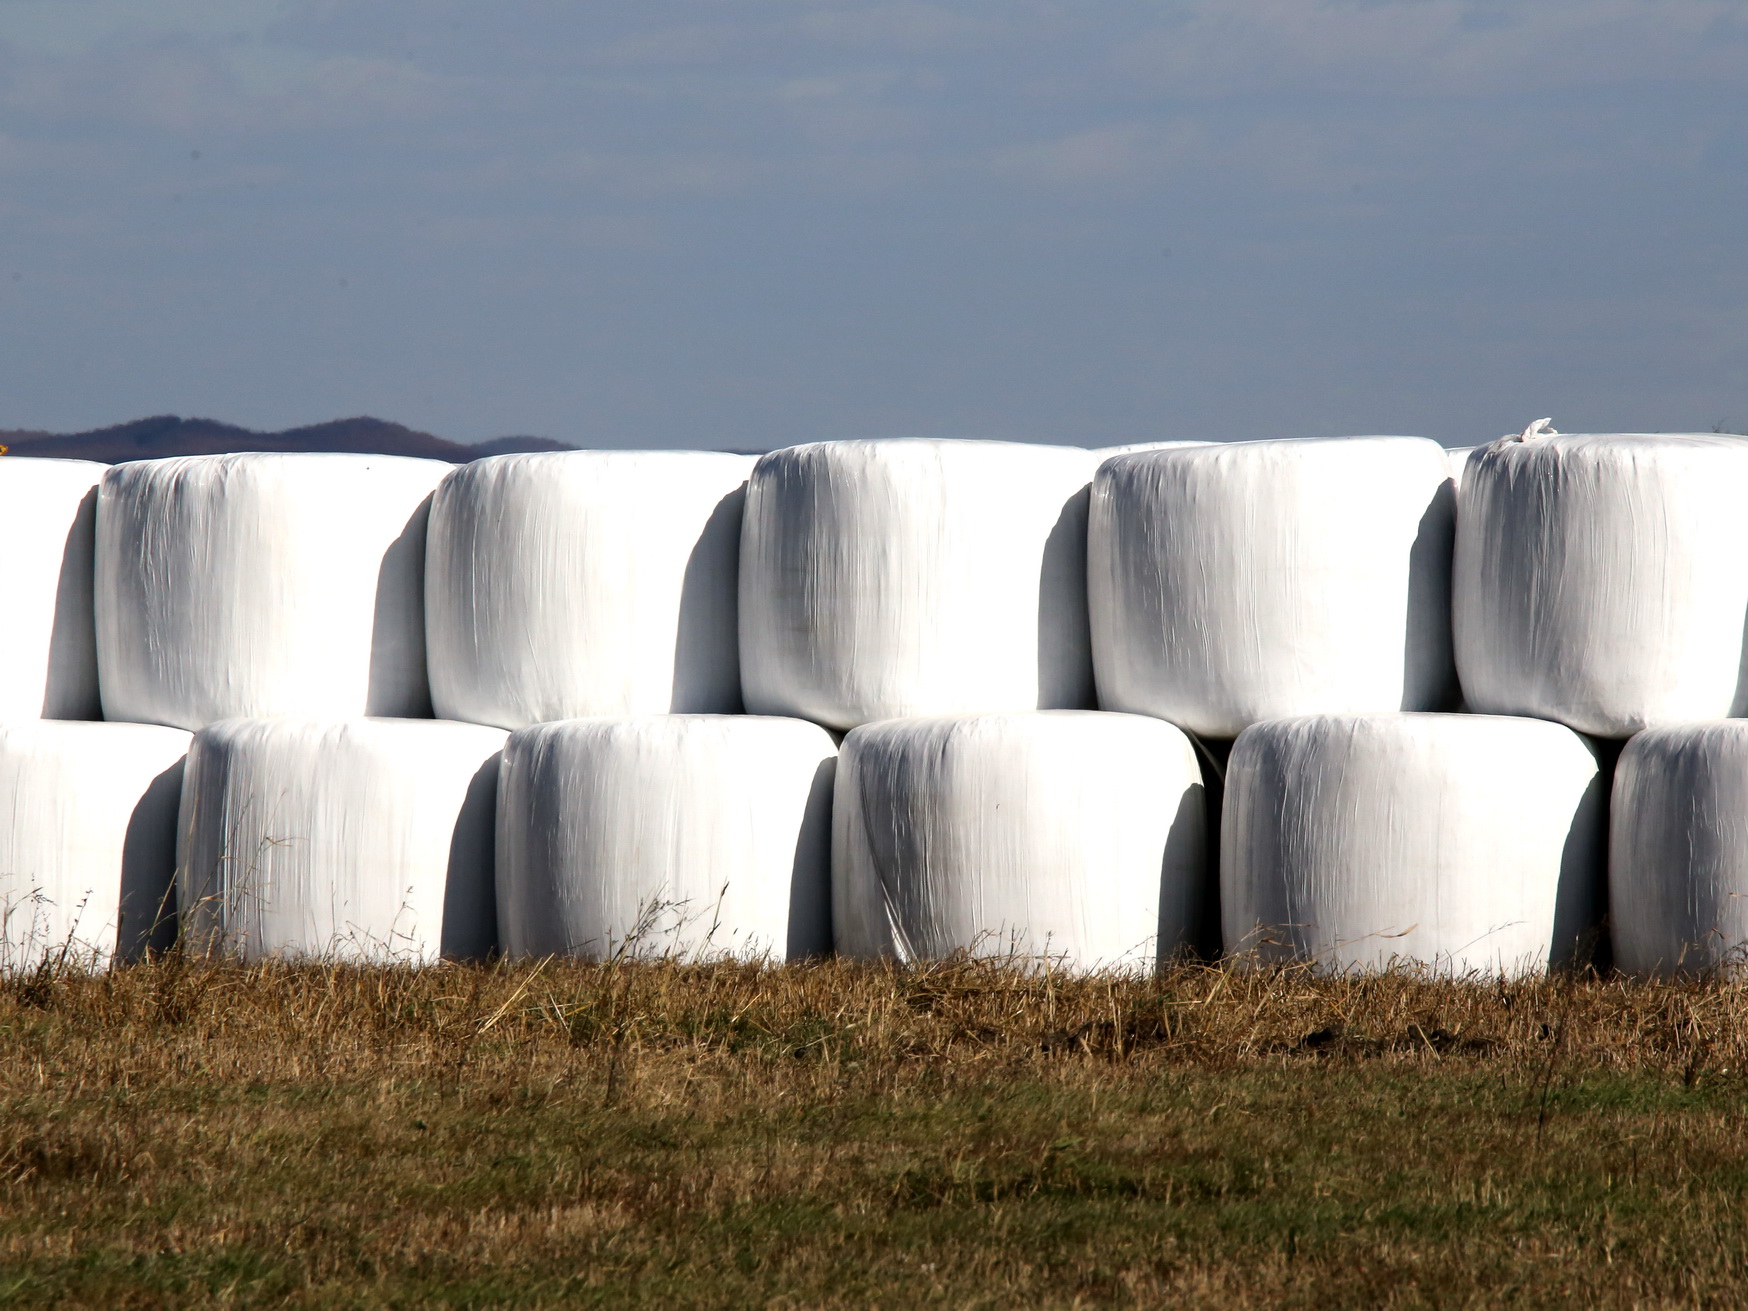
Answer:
[{"xmin": 2, "ymin": 957, "xmax": 1747, "ymax": 1307}]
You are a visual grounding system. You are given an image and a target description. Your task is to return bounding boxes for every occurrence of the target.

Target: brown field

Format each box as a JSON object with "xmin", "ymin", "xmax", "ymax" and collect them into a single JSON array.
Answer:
[{"xmin": 2, "ymin": 954, "xmax": 1747, "ymax": 1308}]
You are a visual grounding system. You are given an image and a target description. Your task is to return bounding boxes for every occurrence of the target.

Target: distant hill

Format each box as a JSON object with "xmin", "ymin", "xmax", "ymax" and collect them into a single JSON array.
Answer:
[{"xmin": 0, "ymin": 416, "xmax": 576, "ymax": 464}]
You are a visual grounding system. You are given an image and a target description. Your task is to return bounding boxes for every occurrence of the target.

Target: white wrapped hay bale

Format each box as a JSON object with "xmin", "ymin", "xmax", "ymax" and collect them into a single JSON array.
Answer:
[
  {"xmin": 0, "ymin": 458, "xmax": 105, "ymax": 720},
  {"xmin": 740, "ymin": 439, "xmax": 1100, "ymax": 730},
  {"xmin": 1610, "ymin": 722, "xmax": 1748, "ymax": 975},
  {"xmin": 1454, "ymin": 434, "xmax": 1748, "ymax": 737},
  {"xmin": 177, "ymin": 717, "xmax": 507, "ymax": 962},
  {"xmin": 497, "ymin": 715, "xmax": 836, "ymax": 961},
  {"xmin": 426, "ymin": 450, "xmax": 754, "ymax": 729},
  {"xmin": 1445, "ymin": 447, "xmax": 1476, "ymax": 487},
  {"xmin": 834, "ymin": 711, "xmax": 1206, "ymax": 971},
  {"xmin": 1096, "ymin": 441, "xmax": 1211, "ymax": 457},
  {"xmin": 96, "ymin": 453, "xmax": 451, "ymax": 730},
  {"xmin": 0, "ymin": 722, "xmax": 191, "ymax": 968},
  {"xmin": 1089, "ymin": 437, "xmax": 1457, "ymax": 737},
  {"xmin": 1223, "ymin": 713, "xmax": 1603, "ymax": 974}
]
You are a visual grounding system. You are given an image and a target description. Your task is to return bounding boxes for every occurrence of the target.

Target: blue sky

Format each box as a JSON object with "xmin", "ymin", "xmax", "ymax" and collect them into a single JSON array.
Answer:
[{"xmin": 1, "ymin": 0, "xmax": 1744, "ymax": 448}]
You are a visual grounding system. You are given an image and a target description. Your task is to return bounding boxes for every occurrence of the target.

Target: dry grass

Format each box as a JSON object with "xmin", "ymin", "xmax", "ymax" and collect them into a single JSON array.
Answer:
[{"xmin": 3, "ymin": 955, "xmax": 1748, "ymax": 1307}]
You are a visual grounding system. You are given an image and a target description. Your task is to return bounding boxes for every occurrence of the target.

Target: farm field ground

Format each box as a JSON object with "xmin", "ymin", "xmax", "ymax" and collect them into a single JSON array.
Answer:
[{"xmin": 1, "ymin": 954, "xmax": 1746, "ymax": 1308}]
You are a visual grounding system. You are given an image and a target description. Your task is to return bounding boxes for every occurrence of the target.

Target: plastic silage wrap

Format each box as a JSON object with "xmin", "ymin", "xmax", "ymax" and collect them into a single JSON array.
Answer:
[
  {"xmin": 1096, "ymin": 441, "xmax": 1211, "ymax": 457},
  {"xmin": 0, "ymin": 722, "xmax": 190, "ymax": 968},
  {"xmin": 1610, "ymin": 723, "xmax": 1748, "ymax": 975},
  {"xmin": 1223, "ymin": 713, "xmax": 1603, "ymax": 975},
  {"xmin": 426, "ymin": 451, "xmax": 755, "ymax": 729},
  {"xmin": 177, "ymin": 717, "xmax": 507, "ymax": 962},
  {"xmin": 739, "ymin": 440, "xmax": 1100, "ymax": 730},
  {"xmin": 0, "ymin": 458, "xmax": 105, "ymax": 719},
  {"xmin": 97, "ymin": 453, "xmax": 451, "ymax": 730},
  {"xmin": 1454, "ymin": 434, "xmax": 1748, "ymax": 737},
  {"xmin": 497, "ymin": 715, "xmax": 836, "ymax": 961},
  {"xmin": 834, "ymin": 711, "xmax": 1205, "ymax": 972},
  {"xmin": 1089, "ymin": 437, "xmax": 1457, "ymax": 738},
  {"xmin": 1446, "ymin": 447, "xmax": 1475, "ymax": 487}
]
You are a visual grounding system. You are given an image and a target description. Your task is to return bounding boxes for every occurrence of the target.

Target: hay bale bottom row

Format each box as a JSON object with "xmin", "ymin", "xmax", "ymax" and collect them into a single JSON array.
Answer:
[{"xmin": 1, "ymin": 712, "xmax": 1746, "ymax": 974}]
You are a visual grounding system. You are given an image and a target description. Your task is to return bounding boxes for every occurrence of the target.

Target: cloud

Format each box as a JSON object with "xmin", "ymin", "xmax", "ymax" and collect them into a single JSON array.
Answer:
[
  {"xmin": 294, "ymin": 54, "xmax": 446, "ymax": 120},
  {"xmin": 1113, "ymin": 0, "xmax": 1748, "ymax": 97},
  {"xmin": 776, "ymin": 71, "xmax": 926, "ymax": 149},
  {"xmin": 990, "ymin": 121, "xmax": 1207, "ymax": 186},
  {"xmin": 587, "ymin": 23, "xmax": 747, "ymax": 68},
  {"xmin": 789, "ymin": 4, "xmax": 1000, "ymax": 51},
  {"xmin": 408, "ymin": 211, "xmax": 666, "ymax": 252},
  {"xmin": 0, "ymin": 31, "xmax": 449, "ymax": 133},
  {"xmin": 515, "ymin": 148, "xmax": 777, "ymax": 200},
  {"xmin": 0, "ymin": 0, "xmax": 289, "ymax": 55}
]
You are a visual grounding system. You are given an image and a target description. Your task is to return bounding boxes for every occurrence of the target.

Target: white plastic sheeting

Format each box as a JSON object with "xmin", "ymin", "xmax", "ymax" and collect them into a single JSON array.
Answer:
[
  {"xmin": 1096, "ymin": 441, "xmax": 1211, "ymax": 457},
  {"xmin": 177, "ymin": 717, "xmax": 507, "ymax": 962},
  {"xmin": 497, "ymin": 715, "xmax": 836, "ymax": 961},
  {"xmin": 0, "ymin": 459, "xmax": 105, "ymax": 720},
  {"xmin": 834, "ymin": 711, "xmax": 1206, "ymax": 971},
  {"xmin": 1445, "ymin": 447, "xmax": 1475, "ymax": 487},
  {"xmin": 1089, "ymin": 436, "xmax": 1457, "ymax": 737},
  {"xmin": 740, "ymin": 439, "xmax": 1101, "ymax": 730},
  {"xmin": 427, "ymin": 451, "xmax": 755, "ymax": 729},
  {"xmin": 1223, "ymin": 713, "xmax": 1603, "ymax": 974},
  {"xmin": 1454, "ymin": 434, "xmax": 1748, "ymax": 737},
  {"xmin": 0, "ymin": 722, "xmax": 190, "ymax": 968},
  {"xmin": 1610, "ymin": 722, "xmax": 1748, "ymax": 974},
  {"xmin": 96, "ymin": 453, "xmax": 451, "ymax": 730}
]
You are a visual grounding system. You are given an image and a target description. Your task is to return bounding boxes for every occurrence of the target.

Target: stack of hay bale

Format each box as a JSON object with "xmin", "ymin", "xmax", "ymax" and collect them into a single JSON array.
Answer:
[{"xmin": 1, "ymin": 419, "xmax": 1744, "ymax": 977}]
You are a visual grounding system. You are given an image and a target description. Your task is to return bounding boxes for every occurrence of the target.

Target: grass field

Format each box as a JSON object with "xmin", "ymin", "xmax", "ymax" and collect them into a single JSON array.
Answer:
[{"xmin": 2, "ymin": 955, "xmax": 1747, "ymax": 1308}]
